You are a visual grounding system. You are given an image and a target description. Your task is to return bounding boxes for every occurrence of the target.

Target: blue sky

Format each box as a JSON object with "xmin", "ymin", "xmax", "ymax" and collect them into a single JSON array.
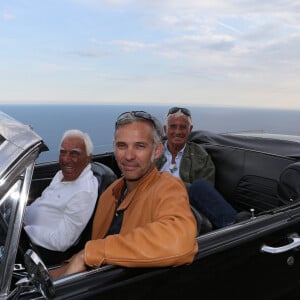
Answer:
[{"xmin": 1, "ymin": 0, "xmax": 300, "ymax": 109}]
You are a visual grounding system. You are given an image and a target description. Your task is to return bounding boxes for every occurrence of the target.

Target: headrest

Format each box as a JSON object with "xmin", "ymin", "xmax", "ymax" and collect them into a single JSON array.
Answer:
[{"xmin": 91, "ymin": 162, "xmax": 117, "ymax": 195}]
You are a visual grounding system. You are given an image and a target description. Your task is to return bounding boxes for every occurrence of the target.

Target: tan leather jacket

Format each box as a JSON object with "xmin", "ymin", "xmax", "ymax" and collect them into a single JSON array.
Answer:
[{"xmin": 84, "ymin": 166, "xmax": 198, "ymax": 268}]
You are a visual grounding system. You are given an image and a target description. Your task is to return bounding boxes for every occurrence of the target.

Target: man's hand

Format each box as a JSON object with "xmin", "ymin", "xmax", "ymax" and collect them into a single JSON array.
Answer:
[
  {"xmin": 49, "ymin": 250, "xmax": 87, "ymax": 279},
  {"xmin": 64, "ymin": 250, "xmax": 87, "ymax": 275}
]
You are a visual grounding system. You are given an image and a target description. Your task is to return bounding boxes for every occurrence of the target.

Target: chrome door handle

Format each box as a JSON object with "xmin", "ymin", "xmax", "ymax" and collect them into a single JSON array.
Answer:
[{"xmin": 261, "ymin": 233, "xmax": 300, "ymax": 254}]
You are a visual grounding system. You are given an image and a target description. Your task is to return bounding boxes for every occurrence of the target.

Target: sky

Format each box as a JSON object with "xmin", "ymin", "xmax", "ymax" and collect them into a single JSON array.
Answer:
[{"xmin": 1, "ymin": 0, "xmax": 300, "ymax": 109}]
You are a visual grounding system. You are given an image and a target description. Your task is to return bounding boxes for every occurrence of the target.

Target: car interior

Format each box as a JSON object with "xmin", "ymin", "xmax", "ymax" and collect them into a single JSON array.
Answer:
[{"xmin": 23, "ymin": 131, "xmax": 300, "ymax": 268}]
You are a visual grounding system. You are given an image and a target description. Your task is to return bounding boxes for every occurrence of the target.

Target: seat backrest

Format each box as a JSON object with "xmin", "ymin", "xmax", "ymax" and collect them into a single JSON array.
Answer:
[
  {"xmin": 277, "ymin": 162, "xmax": 300, "ymax": 204},
  {"xmin": 92, "ymin": 161, "xmax": 118, "ymax": 195},
  {"xmin": 66, "ymin": 162, "xmax": 117, "ymax": 255}
]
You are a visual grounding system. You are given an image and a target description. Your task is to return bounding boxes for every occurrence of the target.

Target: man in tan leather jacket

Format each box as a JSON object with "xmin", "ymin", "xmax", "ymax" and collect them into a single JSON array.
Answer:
[{"xmin": 52, "ymin": 110, "xmax": 198, "ymax": 278}]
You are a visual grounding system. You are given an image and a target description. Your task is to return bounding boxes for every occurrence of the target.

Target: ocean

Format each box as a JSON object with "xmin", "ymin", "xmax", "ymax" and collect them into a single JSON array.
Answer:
[{"xmin": 2, "ymin": 104, "xmax": 300, "ymax": 163}]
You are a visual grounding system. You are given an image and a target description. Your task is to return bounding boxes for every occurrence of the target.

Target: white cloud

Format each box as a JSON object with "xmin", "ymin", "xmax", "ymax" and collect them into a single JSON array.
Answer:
[
  {"xmin": 1, "ymin": 0, "xmax": 300, "ymax": 109},
  {"xmin": 1, "ymin": 11, "xmax": 15, "ymax": 20}
]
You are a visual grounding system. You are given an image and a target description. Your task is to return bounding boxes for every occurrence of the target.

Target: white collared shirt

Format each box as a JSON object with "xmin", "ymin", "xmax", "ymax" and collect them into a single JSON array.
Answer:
[
  {"xmin": 160, "ymin": 143, "xmax": 186, "ymax": 178},
  {"xmin": 24, "ymin": 164, "xmax": 98, "ymax": 251}
]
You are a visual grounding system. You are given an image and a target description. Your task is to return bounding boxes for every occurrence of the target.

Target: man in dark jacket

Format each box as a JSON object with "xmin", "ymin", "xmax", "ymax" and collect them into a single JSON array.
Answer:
[{"xmin": 156, "ymin": 107, "xmax": 237, "ymax": 229}]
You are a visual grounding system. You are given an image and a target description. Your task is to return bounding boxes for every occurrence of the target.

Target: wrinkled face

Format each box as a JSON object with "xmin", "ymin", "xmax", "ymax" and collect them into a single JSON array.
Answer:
[
  {"xmin": 114, "ymin": 121, "xmax": 162, "ymax": 184},
  {"xmin": 59, "ymin": 136, "xmax": 90, "ymax": 181},
  {"xmin": 165, "ymin": 114, "xmax": 193, "ymax": 149}
]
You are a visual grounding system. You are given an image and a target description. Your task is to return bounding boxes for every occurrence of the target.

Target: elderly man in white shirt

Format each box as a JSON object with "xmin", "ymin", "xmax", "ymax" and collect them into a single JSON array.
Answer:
[{"xmin": 24, "ymin": 129, "xmax": 98, "ymax": 265}]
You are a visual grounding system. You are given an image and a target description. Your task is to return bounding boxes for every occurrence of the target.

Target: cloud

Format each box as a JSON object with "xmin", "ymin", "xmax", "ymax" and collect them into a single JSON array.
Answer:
[
  {"xmin": 1, "ymin": 11, "xmax": 15, "ymax": 20},
  {"xmin": 112, "ymin": 40, "xmax": 146, "ymax": 52},
  {"xmin": 2, "ymin": 0, "xmax": 300, "ymax": 109}
]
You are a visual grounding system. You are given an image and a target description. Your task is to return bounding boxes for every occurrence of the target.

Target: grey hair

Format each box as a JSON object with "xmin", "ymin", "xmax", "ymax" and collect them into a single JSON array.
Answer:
[
  {"xmin": 114, "ymin": 113, "xmax": 163, "ymax": 147},
  {"xmin": 165, "ymin": 110, "xmax": 193, "ymax": 127},
  {"xmin": 60, "ymin": 129, "xmax": 93, "ymax": 155}
]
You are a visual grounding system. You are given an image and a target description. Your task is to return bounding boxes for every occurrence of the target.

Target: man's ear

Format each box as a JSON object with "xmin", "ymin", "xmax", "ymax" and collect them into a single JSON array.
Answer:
[
  {"xmin": 154, "ymin": 141, "xmax": 163, "ymax": 160},
  {"xmin": 163, "ymin": 125, "xmax": 167, "ymax": 135}
]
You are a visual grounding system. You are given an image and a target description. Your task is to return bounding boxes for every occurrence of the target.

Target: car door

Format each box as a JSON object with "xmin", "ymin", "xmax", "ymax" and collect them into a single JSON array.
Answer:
[
  {"xmin": 44, "ymin": 206, "xmax": 299, "ymax": 300},
  {"xmin": 191, "ymin": 207, "xmax": 300, "ymax": 299}
]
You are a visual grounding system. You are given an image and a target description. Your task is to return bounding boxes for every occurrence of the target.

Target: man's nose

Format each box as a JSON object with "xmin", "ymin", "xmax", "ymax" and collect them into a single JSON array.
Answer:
[
  {"xmin": 124, "ymin": 147, "xmax": 135, "ymax": 160},
  {"xmin": 174, "ymin": 126, "xmax": 182, "ymax": 133}
]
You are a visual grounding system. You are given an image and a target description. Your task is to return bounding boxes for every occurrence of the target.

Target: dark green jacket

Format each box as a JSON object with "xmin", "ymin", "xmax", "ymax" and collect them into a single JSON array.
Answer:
[{"xmin": 156, "ymin": 141, "xmax": 215, "ymax": 190}]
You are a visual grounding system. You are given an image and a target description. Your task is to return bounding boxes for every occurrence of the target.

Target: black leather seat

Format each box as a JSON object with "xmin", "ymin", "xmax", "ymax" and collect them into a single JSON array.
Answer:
[{"xmin": 277, "ymin": 162, "xmax": 300, "ymax": 204}]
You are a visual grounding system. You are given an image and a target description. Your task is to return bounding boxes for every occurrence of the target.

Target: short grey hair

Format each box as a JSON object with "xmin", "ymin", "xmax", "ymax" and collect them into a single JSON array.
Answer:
[
  {"xmin": 114, "ymin": 112, "xmax": 163, "ymax": 147},
  {"xmin": 60, "ymin": 129, "xmax": 93, "ymax": 155},
  {"xmin": 165, "ymin": 110, "xmax": 193, "ymax": 127}
]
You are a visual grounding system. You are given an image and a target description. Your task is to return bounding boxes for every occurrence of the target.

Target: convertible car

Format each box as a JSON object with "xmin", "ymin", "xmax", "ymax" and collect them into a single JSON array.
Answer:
[{"xmin": 1, "ymin": 110, "xmax": 300, "ymax": 299}]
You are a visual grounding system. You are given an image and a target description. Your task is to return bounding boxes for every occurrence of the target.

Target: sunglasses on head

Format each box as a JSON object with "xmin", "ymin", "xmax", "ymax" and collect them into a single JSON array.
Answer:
[
  {"xmin": 115, "ymin": 111, "xmax": 157, "ymax": 129},
  {"xmin": 167, "ymin": 107, "xmax": 191, "ymax": 117}
]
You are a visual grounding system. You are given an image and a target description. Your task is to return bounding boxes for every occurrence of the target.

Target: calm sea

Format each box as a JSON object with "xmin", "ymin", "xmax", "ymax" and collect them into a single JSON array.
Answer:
[{"xmin": 2, "ymin": 104, "xmax": 300, "ymax": 163}]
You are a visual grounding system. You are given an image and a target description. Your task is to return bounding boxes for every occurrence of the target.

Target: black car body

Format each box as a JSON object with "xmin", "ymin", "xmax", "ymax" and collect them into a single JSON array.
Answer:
[{"xmin": 1, "ymin": 111, "xmax": 300, "ymax": 299}]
